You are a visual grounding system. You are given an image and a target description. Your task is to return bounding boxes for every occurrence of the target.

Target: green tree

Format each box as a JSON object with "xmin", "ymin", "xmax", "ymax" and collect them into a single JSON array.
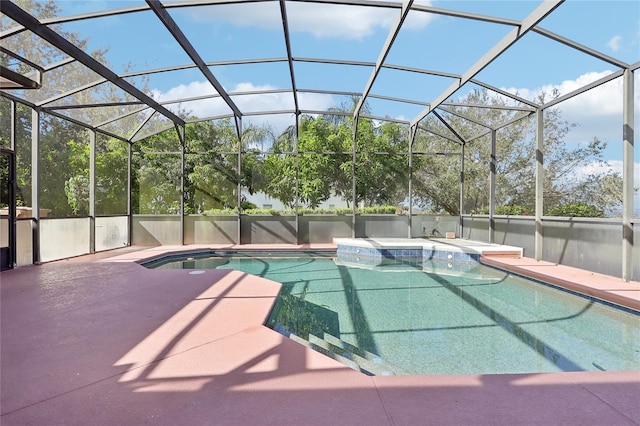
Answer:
[
  {"xmin": 63, "ymin": 138, "xmax": 90, "ymax": 215},
  {"xmin": 263, "ymin": 103, "xmax": 418, "ymax": 210},
  {"xmin": 96, "ymin": 138, "xmax": 129, "ymax": 215},
  {"xmin": 184, "ymin": 120, "xmax": 240, "ymax": 213},
  {"xmin": 39, "ymin": 120, "xmax": 89, "ymax": 216},
  {"xmin": 261, "ymin": 115, "xmax": 350, "ymax": 209},
  {"xmin": 1, "ymin": 0, "xmax": 143, "ymax": 217},
  {"xmin": 412, "ymin": 89, "xmax": 626, "ymax": 217},
  {"xmin": 132, "ymin": 127, "xmax": 182, "ymax": 215},
  {"xmin": 355, "ymin": 120, "xmax": 412, "ymax": 207},
  {"xmin": 132, "ymin": 119, "xmax": 279, "ymax": 214}
]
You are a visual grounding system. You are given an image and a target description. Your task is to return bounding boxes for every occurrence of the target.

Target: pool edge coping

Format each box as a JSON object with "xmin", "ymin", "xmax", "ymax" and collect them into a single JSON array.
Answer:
[
  {"xmin": 481, "ymin": 256, "xmax": 640, "ymax": 313},
  {"xmin": 102, "ymin": 243, "xmax": 640, "ymax": 314}
]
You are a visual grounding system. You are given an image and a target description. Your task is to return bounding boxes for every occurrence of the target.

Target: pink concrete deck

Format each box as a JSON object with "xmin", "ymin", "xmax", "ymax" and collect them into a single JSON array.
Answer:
[
  {"xmin": 1, "ymin": 245, "xmax": 639, "ymax": 425},
  {"xmin": 482, "ymin": 256, "xmax": 640, "ymax": 311}
]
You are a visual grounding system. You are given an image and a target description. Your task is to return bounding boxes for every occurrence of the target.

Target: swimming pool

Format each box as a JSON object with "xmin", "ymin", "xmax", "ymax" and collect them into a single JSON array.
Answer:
[{"xmin": 149, "ymin": 252, "xmax": 640, "ymax": 376}]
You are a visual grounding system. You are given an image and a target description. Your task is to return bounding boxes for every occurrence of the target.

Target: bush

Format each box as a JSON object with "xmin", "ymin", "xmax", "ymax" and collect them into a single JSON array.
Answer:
[
  {"xmin": 299, "ymin": 205, "xmax": 397, "ymax": 214},
  {"xmin": 546, "ymin": 204, "xmax": 604, "ymax": 217},
  {"xmin": 496, "ymin": 205, "xmax": 533, "ymax": 215},
  {"xmin": 202, "ymin": 205, "xmax": 400, "ymax": 215},
  {"xmin": 240, "ymin": 200, "xmax": 257, "ymax": 210},
  {"xmin": 476, "ymin": 205, "xmax": 533, "ymax": 215},
  {"xmin": 298, "ymin": 207, "xmax": 352, "ymax": 215},
  {"xmin": 242, "ymin": 208, "xmax": 295, "ymax": 215},
  {"xmin": 358, "ymin": 205, "xmax": 398, "ymax": 214},
  {"xmin": 201, "ymin": 208, "xmax": 237, "ymax": 215}
]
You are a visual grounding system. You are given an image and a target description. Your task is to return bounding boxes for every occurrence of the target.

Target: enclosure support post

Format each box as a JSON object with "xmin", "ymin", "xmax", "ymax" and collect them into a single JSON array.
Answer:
[
  {"xmin": 489, "ymin": 129, "xmax": 497, "ymax": 244},
  {"xmin": 535, "ymin": 108, "xmax": 544, "ymax": 261},
  {"xmin": 10, "ymin": 101, "xmax": 16, "ymax": 151},
  {"xmin": 9, "ymin": 101, "xmax": 17, "ymax": 267},
  {"xmin": 295, "ymin": 112, "xmax": 300, "ymax": 244},
  {"xmin": 236, "ymin": 116, "xmax": 243, "ymax": 245},
  {"xmin": 127, "ymin": 142, "xmax": 132, "ymax": 246},
  {"xmin": 178, "ymin": 124, "xmax": 185, "ymax": 246},
  {"xmin": 408, "ymin": 125, "xmax": 416, "ymax": 239},
  {"xmin": 31, "ymin": 108, "xmax": 40, "ymax": 264},
  {"xmin": 622, "ymin": 68, "xmax": 634, "ymax": 281},
  {"xmin": 89, "ymin": 130, "xmax": 96, "ymax": 254},
  {"xmin": 351, "ymin": 117, "xmax": 358, "ymax": 238},
  {"xmin": 4, "ymin": 150, "xmax": 17, "ymax": 269},
  {"xmin": 459, "ymin": 143, "xmax": 465, "ymax": 238}
]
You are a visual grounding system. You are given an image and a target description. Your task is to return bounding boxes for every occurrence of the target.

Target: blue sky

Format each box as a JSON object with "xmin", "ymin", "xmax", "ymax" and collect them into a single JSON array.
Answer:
[{"xmin": 42, "ymin": 0, "xmax": 640, "ymax": 208}]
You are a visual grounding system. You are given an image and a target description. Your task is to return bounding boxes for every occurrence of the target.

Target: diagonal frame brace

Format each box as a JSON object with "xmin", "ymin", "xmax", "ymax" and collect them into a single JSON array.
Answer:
[
  {"xmin": 353, "ymin": 0, "xmax": 414, "ymax": 119},
  {"xmin": 146, "ymin": 0, "xmax": 242, "ymax": 119}
]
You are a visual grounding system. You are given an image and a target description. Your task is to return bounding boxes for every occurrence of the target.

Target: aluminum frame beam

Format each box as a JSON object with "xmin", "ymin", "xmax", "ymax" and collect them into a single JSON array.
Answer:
[
  {"xmin": 410, "ymin": 0, "xmax": 565, "ymax": 127},
  {"xmin": 442, "ymin": 101, "xmax": 535, "ymax": 112},
  {"xmin": 542, "ymin": 69, "xmax": 626, "ymax": 110},
  {"xmin": 464, "ymin": 111, "xmax": 535, "ymax": 143},
  {"xmin": 279, "ymin": 0, "xmax": 300, "ymax": 116},
  {"xmin": 410, "ymin": 3, "xmax": 519, "ymax": 26},
  {"xmin": 42, "ymin": 56, "xmax": 76, "ymax": 72},
  {"xmin": 416, "ymin": 125, "xmax": 464, "ymax": 145},
  {"xmin": 534, "ymin": 108, "xmax": 544, "ymax": 260},
  {"xmin": 146, "ymin": 0, "xmax": 242, "ymax": 119},
  {"xmin": 36, "ymin": 79, "xmax": 107, "ymax": 107},
  {"xmin": 38, "ymin": 4, "xmax": 150, "ymax": 25},
  {"xmin": 533, "ymin": 27, "xmax": 629, "ymax": 69},
  {"xmin": 25, "ymin": 102, "xmax": 133, "ymax": 143},
  {"xmin": 353, "ymin": 0, "xmax": 413, "ymax": 118},
  {"xmin": 436, "ymin": 106, "xmax": 494, "ymax": 131},
  {"xmin": 469, "ymin": 79, "xmax": 540, "ymax": 109},
  {"xmin": 622, "ymin": 68, "xmax": 634, "ymax": 281},
  {"xmin": 432, "ymin": 111, "xmax": 466, "ymax": 145},
  {"xmin": 25, "ymin": 52, "xmax": 525, "ymax": 131},
  {"xmin": 3, "ymin": 0, "xmax": 631, "ymax": 142},
  {"xmin": 383, "ymin": 63, "xmax": 460, "ymax": 79},
  {"xmin": 295, "ymin": 57, "xmax": 374, "ymax": 67},
  {"xmin": 0, "ymin": 66, "xmax": 41, "ymax": 89},
  {"xmin": 0, "ymin": 46, "xmax": 43, "ymax": 71},
  {"xmin": 1, "ymin": 1, "xmax": 185, "ymax": 126}
]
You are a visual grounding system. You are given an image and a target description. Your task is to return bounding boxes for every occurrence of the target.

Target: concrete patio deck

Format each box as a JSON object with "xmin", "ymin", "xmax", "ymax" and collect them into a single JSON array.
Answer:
[{"xmin": 1, "ymin": 244, "xmax": 639, "ymax": 425}]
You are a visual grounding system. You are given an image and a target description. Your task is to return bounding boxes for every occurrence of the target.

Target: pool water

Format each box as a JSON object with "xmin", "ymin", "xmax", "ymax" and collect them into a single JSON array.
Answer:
[{"xmin": 153, "ymin": 254, "xmax": 640, "ymax": 376}]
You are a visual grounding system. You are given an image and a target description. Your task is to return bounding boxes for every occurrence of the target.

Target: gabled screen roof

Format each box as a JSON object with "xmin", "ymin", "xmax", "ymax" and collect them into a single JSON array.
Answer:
[{"xmin": 1, "ymin": 0, "xmax": 638, "ymax": 142}]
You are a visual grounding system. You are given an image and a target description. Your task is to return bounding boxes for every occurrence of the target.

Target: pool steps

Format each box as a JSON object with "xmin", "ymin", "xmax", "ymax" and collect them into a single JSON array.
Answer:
[
  {"xmin": 288, "ymin": 332, "xmax": 402, "ymax": 376},
  {"xmin": 288, "ymin": 333, "xmax": 361, "ymax": 372},
  {"xmin": 313, "ymin": 333, "xmax": 404, "ymax": 376}
]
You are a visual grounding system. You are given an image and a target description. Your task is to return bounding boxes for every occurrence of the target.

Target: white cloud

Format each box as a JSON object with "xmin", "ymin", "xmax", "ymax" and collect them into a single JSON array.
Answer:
[
  {"xmin": 298, "ymin": 90, "xmax": 336, "ymax": 110},
  {"xmin": 184, "ymin": 0, "xmax": 434, "ymax": 40},
  {"xmin": 232, "ymin": 82, "xmax": 295, "ymax": 113},
  {"xmin": 502, "ymin": 70, "xmax": 640, "ymax": 147},
  {"xmin": 152, "ymin": 81, "xmax": 334, "ymax": 133},
  {"xmin": 505, "ymin": 70, "xmax": 640, "ymax": 115},
  {"xmin": 287, "ymin": 3, "xmax": 395, "ymax": 40},
  {"xmin": 237, "ymin": 83, "xmax": 335, "ymax": 131},
  {"xmin": 151, "ymin": 80, "xmax": 216, "ymax": 103},
  {"xmin": 607, "ymin": 35, "xmax": 622, "ymax": 52},
  {"xmin": 575, "ymin": 161, "xmax": 640, "ymax": 185}
]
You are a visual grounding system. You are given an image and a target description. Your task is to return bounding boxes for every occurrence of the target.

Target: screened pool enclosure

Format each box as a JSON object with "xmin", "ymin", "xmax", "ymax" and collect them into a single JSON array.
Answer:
[{"xmin": 0, "ymin": 0, "xmax": 638, "ymax": 280}]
